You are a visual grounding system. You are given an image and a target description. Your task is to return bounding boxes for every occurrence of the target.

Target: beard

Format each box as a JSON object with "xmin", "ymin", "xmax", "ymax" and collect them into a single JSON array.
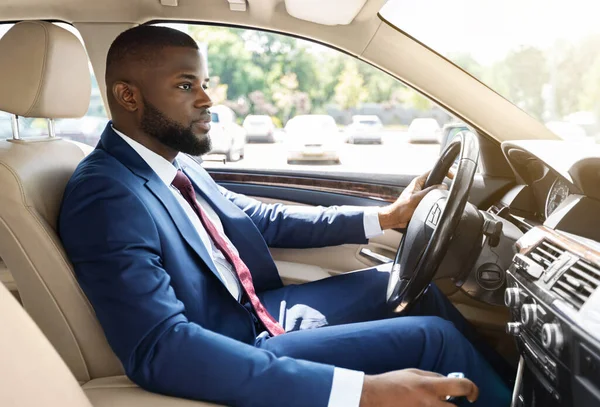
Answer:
[{"xmin": 140, "ymin": 97, "xmax": 212, "ymax": 156}]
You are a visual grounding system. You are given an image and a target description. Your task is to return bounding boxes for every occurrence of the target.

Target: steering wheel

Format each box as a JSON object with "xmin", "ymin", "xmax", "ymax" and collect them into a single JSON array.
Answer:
[{"xmin": 386, "ymin": 131, "xmax": 480, "ymax": 313}]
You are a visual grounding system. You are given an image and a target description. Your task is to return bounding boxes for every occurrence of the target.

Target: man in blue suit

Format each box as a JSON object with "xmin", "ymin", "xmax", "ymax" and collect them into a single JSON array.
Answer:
[{"xmin": 59, "ymin": 26, "xmax": 511, "ymax": 407}]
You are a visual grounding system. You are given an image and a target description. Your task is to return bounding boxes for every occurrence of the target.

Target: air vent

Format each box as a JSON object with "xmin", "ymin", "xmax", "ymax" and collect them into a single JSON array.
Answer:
[
  {"xmin": 552, "ymin": 259, "xmax": 600, "ymax": 310},
  {"xmin": 527, "ymin": 240, "xmax": 565, "ymax": 269}
]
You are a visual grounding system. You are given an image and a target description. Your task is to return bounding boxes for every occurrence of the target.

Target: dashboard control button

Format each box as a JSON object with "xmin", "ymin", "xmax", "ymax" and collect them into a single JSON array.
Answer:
[
  {"xmin": 542, "ymin": 323, "xmax": 564, "ymax": 352},
  {"xmin": 521, "ymin": 304, "xmax": 538, "ymax": 327},
  {"xmin": 506, "ymin": 322, "xmax": 522, "ymax": 336},
  {"xmin": 504, "ymin": 287, "xmax": 524, "ymax": 308}
]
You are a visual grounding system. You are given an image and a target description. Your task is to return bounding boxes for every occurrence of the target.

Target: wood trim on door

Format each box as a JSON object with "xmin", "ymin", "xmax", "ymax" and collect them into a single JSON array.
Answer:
[{"xmin": 208, "ymin": 171, "xmax": 402, "ymax": 203}]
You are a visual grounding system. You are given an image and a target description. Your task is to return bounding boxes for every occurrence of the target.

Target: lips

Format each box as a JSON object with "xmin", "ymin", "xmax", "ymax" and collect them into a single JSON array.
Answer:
[
  {"xmin": 192, "ymin": 112, "xmax": 211, "ymax": 132},
  {"xmin": 194, "ymin": 121, "xmax": 211, "ymax": 132}
]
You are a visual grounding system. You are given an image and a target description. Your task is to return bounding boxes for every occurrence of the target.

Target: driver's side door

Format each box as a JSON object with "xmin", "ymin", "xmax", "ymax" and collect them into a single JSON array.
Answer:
[{"xmin": 190, "ymin": 23, "xmax": 515, "ymax": 356}]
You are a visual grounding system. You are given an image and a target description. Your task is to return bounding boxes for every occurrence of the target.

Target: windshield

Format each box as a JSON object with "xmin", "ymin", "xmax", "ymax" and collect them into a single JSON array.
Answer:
[{"xmin": 380, "ymin": 0, "xmax": 600, "ymax": 143}]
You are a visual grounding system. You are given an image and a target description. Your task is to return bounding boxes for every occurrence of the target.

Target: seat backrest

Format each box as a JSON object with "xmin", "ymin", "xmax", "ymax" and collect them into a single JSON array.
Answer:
[
  {"xmin": 0, "ymin": 21, "xmax": 124, "ymax": 382},
  {"xmin": 0, "ymin": 273, "xmax": 93, "ymax": 407}
]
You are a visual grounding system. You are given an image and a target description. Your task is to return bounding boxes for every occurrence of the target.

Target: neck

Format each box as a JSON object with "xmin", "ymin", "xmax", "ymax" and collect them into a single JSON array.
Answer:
[{"xmin": 112, "ymin": 121, "xmax": 178, "ymax": 163}]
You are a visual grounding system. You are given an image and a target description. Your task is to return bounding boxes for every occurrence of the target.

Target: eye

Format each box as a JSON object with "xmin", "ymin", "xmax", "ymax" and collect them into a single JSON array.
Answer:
[{"xmin": 178, "ymin": 83, "xmax": 192, "ymax": 91}]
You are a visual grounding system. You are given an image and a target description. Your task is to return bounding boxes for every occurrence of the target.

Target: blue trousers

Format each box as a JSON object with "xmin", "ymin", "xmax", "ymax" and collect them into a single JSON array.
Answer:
[{"xmin": 258, "ymin": 266, "xmax": 512, "ymax": 407}]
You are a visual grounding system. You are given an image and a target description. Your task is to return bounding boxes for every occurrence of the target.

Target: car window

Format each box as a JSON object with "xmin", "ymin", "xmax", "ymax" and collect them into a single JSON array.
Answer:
[
  {"xmin": 0, "ymin": 23, "xmax": 108, "ymax": 144},
  {"xmin": 157, "ymin": 23, "xmax": 463, "ymax": 175}
]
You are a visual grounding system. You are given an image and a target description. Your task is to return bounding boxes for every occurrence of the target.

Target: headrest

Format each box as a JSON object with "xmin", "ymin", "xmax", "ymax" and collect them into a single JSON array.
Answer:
[{"xmin": 0, "ymin": 21, "xmax": 91, "ymax": 118}]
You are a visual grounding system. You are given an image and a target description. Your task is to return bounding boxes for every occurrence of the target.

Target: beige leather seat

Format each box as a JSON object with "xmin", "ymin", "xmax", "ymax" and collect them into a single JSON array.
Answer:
[
  {"xmin": 0, "ymin": 257, "xmax": 19, "ymax": 301},
  {"xmin": 0, "ymin": 21, "xmax": 218, "ymax": 406},
  {"xmin": 0, "ymin": 275, "xmax": 221, "ymax": 407},
  {"xmin": 0, "ymin": 277, "xmax": 94, "ymax": 407}
]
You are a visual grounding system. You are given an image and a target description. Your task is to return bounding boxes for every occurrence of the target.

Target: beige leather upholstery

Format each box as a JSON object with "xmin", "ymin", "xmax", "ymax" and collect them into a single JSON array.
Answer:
[
  {"xmin": 0, "ymin": 138, "xmax": 126, "ymax": 382},
  {"xmin": 83, "ymin": 376, "xmax": 220, "ymax": 407},
  {"xmin": 0, "ymin": 257, "xmax": 18, "ymax": 299},
  {"xmin": 0, "ymin": 276, "xmax": 221, "ymax": 407},
  {"xmin": 0, "ymin": 21, "xmax": 124, "ymax": 382},
  {"xmin": 0, "ymin": 278, "xmax": 94, "ymax": 407},
  {"xmin": 0, "ymin": 22, "xmax": 227, "ymax": 407},
  {"xmin": 0, "ymin": 21, "xmax": 91, "ymax": 118}
]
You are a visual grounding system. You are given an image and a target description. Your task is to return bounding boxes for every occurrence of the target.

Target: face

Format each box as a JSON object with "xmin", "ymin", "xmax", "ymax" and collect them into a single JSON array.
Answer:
[{"xmin": 138, "ymin": 47, "xmax": 213, "ymax": 156}]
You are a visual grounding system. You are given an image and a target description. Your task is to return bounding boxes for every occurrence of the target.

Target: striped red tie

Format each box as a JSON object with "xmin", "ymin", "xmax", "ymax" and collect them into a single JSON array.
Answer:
[{"xmin": 172, "ymin": 170, "xmax": 285, "ymax": 336}]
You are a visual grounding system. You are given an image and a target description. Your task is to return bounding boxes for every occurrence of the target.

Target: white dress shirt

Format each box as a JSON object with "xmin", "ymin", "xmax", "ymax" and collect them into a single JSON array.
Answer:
[{"xmin": 114, "ymin": 127, "xmax": 383, "ymax": 407}]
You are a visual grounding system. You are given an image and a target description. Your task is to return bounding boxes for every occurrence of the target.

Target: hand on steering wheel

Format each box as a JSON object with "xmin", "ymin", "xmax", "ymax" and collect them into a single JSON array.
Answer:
[
  {"xmin": 378, "ymin": 172, "xmax": 448, "ymax": 230},
  {"xmin": 386, "ymin": 131, "xmax": 480, "ymax": 314}
]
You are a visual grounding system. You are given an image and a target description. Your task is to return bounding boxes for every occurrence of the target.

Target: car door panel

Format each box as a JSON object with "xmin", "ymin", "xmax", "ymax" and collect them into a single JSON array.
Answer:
[
  {"xmin": 254, "ymin": 198, "xmax": 462, "ymax": 301},
  {"xmin": 211, "ymin": 169, "xmax": 515, "ymax": 341},
  {"xmin": 212, "ymin": 170, "xmax": 513, "ymax": 286},
  {"xmin": 254, "ymin": 195, "xmax": 402, "ymax": 283}
]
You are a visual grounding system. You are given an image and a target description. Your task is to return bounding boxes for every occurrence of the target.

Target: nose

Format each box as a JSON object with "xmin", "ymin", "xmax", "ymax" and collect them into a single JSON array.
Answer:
[{"xmin": 194, "ymin": 86, "xmax": 213, "ymax": 109}]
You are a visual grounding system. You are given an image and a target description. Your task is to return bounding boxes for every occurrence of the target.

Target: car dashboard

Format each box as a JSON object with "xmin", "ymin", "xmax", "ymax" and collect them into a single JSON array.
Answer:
[{"xmin": 492, "ymin": 141, "xmax": 600, "ymax": 407}]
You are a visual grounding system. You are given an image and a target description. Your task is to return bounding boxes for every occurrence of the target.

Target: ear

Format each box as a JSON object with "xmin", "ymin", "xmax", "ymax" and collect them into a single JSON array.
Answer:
[{"xmin": 112, "ymin": 81, "xmax": 140, "ymax": 112}]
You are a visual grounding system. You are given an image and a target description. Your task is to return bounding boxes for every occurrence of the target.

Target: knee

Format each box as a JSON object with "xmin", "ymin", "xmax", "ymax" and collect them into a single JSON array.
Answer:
[
  {"xmin": 415, "ymin": 316, "xmax": 463, "ymax": 349},
  {"xmin": 414, "ymin": 316, "xmax": 475, "ymax": 369}
]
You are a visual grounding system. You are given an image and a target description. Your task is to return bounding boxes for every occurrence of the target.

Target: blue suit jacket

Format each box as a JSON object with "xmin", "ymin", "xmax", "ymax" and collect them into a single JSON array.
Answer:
[{"xmin": 58, "ymin": 124, "xmax": 369, "ymax": 407}]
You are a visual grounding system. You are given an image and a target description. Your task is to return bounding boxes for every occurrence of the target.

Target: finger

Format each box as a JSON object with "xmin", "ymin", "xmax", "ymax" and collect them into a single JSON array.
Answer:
[
  {"xmin": 446, "ymin": 168, "xmax": 456, "ymax": 180},
  {"xmin": 431, "ymin": 377, "xmax": 479, "ymax": 403},
  {"xmin": 405, "ymin": 369, "xmax": 445, "ymax": 378},
  {"xmin": 416, "ymin": 184, "xmax": 446, "ymax": 197},
  {"xmin": 414, "ymin": 171, "xmax": 432, "ymax": 190},
  {"xmin": 413, "ymin": 171, "xmax": 431, "ymax": 184}
]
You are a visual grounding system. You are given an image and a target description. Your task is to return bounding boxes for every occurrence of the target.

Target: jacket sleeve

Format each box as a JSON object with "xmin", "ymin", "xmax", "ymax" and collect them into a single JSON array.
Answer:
[
  {"xmin": 218, "ymin": 185, "xmax": 368, "ymax": 248},
  {"xmin": 58, "ymin": 176, "xmax": 335, "ymax": 407}
]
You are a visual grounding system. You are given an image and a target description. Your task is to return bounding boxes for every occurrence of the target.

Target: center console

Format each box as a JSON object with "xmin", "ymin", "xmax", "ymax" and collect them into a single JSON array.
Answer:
[{"xmin": 505, "ymin": 227, "xmax": 600, "ymax": 407}]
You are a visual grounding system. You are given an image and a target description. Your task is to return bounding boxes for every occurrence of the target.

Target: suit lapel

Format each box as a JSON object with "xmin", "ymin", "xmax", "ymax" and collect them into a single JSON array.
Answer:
[
  {"xmin": 184, "ymin": 165, "xmax": 247, "ymax": 225},
  {"xmin": 98, "ymin": 124, "xmax": 224, "ymax": 285},
  {"xmin": 179, "ymin": 158, "xmax": 283, "ymax": 292},
  {"xmin": 144, "ymin": 177, "xmax": 224, "ymax": 285}
]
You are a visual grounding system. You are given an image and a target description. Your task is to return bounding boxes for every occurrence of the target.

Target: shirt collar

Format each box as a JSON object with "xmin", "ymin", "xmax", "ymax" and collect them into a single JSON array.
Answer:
[{"xmin": 112, "ymin": 126, "xmax": 179, "ymax": 186}]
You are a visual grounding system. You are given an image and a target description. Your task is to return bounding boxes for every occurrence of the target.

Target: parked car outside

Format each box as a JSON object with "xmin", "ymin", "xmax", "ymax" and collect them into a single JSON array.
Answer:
[
  {"xmin": 564, "ymin": 111, "xmax": 600, "ymax": 141},
  {"xmin": 439, "ymin": 122, "xmax": 469, "ymax": 153},
  {"xmin": 345, "ymin": 114, "xmax": 383, "ymax": 144},
  {"xmin": 208, "ymin": 105, "xmax": 246, "ymax": 162},
  {"xmin": 243, "ymin": 114, "xmax": 276, "ymax": 143},
  {"xmin": 285, "ymin": 114, "xmax": 342, "ymax": 164},
  {"xmin": 545, "ymin": 121, "xmax": 594, "ymax": 143},
  {"xmin": 407, "ymin": 118, "xmax": 442, "ymax": 143}
]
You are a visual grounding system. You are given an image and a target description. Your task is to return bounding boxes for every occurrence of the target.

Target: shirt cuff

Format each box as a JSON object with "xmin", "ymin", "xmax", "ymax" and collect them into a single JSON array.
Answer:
[
  {"xmin": 327, "ymin": 367, "xmax": 365, "ymax": 407},
  {"xmin": 363, "ymin": 207, "xmax": 384, "ymax": 239}
]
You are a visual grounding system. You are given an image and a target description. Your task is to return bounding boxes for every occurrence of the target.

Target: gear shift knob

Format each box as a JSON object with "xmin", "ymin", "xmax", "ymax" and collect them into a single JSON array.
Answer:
[{"xmin": 446, "ymin": 372, "xmax": 467, "ymax": 405}]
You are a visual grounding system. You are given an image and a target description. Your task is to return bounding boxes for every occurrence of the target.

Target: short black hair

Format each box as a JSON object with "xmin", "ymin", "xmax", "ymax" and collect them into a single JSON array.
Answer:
[{"xmin": 105, "ymin": 25, "xmax": 198, "ymax": 81}]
